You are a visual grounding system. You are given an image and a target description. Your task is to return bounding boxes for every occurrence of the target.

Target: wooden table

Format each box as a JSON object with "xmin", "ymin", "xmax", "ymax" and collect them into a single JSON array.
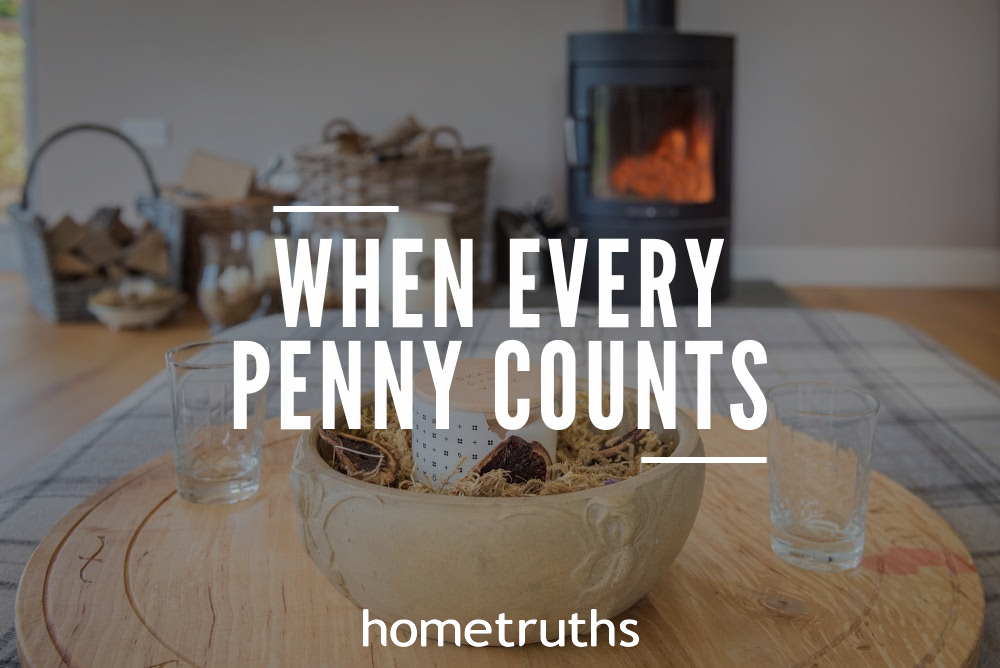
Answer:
[{"xmin": 15, "ymin": 417, "xmax": 984, "ymax": 667}]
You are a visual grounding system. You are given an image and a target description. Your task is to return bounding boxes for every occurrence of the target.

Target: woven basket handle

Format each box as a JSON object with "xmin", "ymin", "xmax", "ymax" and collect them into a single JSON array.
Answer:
[
  {"xmin": 19, "ymin": 122, "xmax": 160, "ymax": 210},
  {"xmin": 321, "ymin": 118, "xmax": 360, "ymax": 143},
  {"xmin": 416, "ymin": 125, "xmax": 465, "ymax": 158}
]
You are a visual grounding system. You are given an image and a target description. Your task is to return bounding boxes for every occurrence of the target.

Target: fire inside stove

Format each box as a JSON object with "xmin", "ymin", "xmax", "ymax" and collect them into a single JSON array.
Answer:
[{"xmin": 591, "ymin": 85, "xmax": 717, "ymax": 205}]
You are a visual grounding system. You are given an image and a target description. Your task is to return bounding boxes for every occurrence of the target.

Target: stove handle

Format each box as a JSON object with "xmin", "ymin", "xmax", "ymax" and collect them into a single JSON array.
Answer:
[{"xmin": 564, "ymin": 116, "xmax": 590, "ymax": 169}]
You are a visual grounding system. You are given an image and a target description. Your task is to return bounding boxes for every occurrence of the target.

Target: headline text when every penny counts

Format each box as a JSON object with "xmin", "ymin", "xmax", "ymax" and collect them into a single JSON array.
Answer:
[
  {"xmin": 273, "ymin": 236, "xmax": 726, "ymax": 330},
  {"xmin": 231, "ymin": 237, "xmax": 766, "ymax": 432}
]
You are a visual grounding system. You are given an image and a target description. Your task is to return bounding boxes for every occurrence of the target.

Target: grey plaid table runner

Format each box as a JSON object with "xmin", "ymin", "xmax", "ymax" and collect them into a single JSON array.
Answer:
[{"xmin": 0, "ymin": 307, "xmax": 997, "ymax": 666}]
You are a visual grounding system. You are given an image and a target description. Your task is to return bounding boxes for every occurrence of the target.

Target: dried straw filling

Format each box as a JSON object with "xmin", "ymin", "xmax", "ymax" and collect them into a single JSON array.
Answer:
[{"xmin": 321, "ymin": 392, "xmax": 678, "ymax": 497}]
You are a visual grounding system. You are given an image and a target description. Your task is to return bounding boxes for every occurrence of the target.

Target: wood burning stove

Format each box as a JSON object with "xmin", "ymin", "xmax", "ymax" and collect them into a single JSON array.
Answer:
[{"xmin": 566, "ymin": 0, "xmax": 734, "ymax": 305}]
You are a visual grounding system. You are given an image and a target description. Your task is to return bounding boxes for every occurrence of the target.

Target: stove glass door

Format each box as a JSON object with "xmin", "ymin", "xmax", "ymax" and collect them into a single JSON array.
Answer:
[{"xmin": 591, "ymin": 85, "xmax": 717, "ymax": 205}]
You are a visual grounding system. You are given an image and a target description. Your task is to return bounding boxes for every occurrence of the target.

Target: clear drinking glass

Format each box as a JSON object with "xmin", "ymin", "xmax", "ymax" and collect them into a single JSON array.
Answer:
[
  {"xmin": 233, "ymin": 205, "xmax": 292, "ymax": 315},
  {"xmin": 197, "ymin": 232, "xmax": 264, "ymax": 333},
  {"xmin": 166, "ymin": 341, "xmax": 267, "ymax": 504},
  {"xmin": 767, "ymin": 382, "xmax": 880, "ymax": 571}
]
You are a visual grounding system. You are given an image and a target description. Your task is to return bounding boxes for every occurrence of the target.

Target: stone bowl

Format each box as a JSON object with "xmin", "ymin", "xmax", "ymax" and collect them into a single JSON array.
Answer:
[{"xmin": 289, "ymin": 387, "xmax": 705, "ymax": 645}]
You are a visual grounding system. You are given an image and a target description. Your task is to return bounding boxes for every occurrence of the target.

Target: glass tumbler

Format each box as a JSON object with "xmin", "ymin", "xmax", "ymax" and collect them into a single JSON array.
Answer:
[
  {"xmin": 166, "ymin": 341, "xmax": 267, "ymax": 504},
  {"xmin": 232, "ymin": 205, "xmax": 292, "ymax": 315},
  {"xmin": 197, "ymin": 232, "xmax": 264, "ymax": 333},
  {"xmin": 767, "ymin": 382, "xmax": 880, "ymax": 571}
]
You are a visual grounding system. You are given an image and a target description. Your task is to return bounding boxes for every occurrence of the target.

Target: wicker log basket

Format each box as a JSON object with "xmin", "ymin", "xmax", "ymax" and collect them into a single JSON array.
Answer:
[
  {"xmin": 294, "ymin": 116, "xmax": 491, "ymax": 271},
  {"xmin": 8, "ymin": 123, "xmax": 184, "ymax": 322}
]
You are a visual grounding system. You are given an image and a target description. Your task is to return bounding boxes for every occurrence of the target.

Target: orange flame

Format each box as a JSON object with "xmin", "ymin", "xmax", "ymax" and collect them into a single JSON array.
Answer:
[{"xmin": 609, "ymin": 112, "xmax": 715, "ymax": 204}]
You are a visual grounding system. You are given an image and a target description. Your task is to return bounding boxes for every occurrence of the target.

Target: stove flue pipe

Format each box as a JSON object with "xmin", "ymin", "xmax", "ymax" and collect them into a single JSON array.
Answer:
[{"xmin": 626, "ymin": 0, "xmax": 676, "ymax": 31}]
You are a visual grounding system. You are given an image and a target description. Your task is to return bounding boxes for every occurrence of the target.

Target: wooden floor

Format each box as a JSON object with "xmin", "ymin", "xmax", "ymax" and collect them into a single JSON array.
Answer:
[
  {"xmin": 789, "ymin": 287, "xmax": 1000, "ymax": 382},
  {"xmin": 0, "ymin": 272, "xmax": 998, "ymax": 493},
  {"xmin": 0, "ymin": 273, "xmax": 210, "ymax": 491}
]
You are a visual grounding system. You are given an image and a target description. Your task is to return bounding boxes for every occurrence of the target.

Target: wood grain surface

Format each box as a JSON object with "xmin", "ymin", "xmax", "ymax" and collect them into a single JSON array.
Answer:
[
  {"xmin": 15, "ymin": 417, "xmax": 985, "ymax": 667},
  {"xmin": 0, "ymin": 273, "xmax": 210, "ymax": 492}
]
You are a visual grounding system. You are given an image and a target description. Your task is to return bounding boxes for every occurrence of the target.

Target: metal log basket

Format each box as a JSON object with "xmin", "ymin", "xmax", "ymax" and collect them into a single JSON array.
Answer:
[{"xmin": 8, "ymin": 123, "xmax": 184, "ymax": 322}]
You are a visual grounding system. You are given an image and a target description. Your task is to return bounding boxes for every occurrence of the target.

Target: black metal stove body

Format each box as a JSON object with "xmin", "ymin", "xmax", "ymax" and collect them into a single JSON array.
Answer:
[{"xmin": 566, "ymin": 0, "xmax": 734, "ymax": 304}]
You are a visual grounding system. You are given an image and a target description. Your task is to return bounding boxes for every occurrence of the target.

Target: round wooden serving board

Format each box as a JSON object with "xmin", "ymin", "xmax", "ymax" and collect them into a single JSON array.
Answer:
[{"xmin": 16, "ymin": 417, "xmax": 984, "ymax": 667}]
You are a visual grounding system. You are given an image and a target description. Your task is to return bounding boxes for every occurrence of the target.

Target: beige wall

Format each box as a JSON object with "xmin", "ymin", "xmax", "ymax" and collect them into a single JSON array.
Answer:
[{"xmin": 25, "ymin": 0, "xmax": 1000, "ymax": 250}]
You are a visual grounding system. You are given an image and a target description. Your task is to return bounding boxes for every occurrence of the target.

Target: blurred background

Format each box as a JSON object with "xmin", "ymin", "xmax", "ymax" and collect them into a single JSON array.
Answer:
[
  {"xmin": 0, "ymin": 0, "xmax": 997, "ymax": 487},
  {"xmin": 2, "ymin": 0, "xmax": 997, "ymax": 280}
]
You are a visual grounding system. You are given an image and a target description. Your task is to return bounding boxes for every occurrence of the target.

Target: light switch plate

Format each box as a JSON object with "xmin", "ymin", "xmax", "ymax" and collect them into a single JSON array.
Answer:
[{"xmin": 120, "ymin": 118, "xmax": 168, "ymax": 149}]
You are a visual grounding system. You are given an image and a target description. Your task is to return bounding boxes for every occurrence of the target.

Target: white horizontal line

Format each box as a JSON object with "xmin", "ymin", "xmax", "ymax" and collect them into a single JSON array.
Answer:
[
  {"xmin": 641, "ymin": 457, "xmax": 768, "ymax": 464},
  {"xmin": 273, "ymin": 205, "xmax": 400, "ymax": 213}
]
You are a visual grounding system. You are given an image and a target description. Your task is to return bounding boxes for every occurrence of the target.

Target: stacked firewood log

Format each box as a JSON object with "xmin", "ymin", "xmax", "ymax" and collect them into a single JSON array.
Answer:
[{"xmin": 44, "ymin": 208, "xmax": 171, "ymax": 282}]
